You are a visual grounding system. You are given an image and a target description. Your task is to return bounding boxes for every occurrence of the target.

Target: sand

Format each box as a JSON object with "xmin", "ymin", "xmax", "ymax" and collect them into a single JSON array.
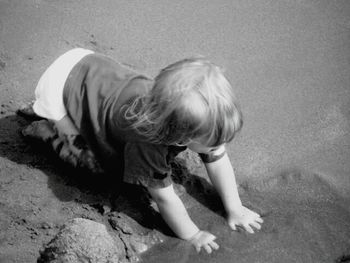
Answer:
[{"xmin": 0, "ymin": 0, "xmax": 349, "ymax": 262}]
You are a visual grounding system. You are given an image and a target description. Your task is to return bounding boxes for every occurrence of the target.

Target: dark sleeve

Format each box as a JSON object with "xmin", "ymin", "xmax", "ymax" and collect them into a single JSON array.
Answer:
[
  {"xmin": 123, "ymin": 143, "xmax": 186, "ymax": 189},
  {"xmin": 198, "ymin": 148, "xmax": 226, "ymax": 163}
]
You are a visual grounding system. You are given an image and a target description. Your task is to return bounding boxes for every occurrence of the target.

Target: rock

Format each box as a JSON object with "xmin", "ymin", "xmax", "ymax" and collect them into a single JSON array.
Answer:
[
  {"xmin": 108, "ymin": 212, "xmax": 164, "ymax": 261},
  {"xmin": 109, "ymin": 213, "xmax": 135, "ymax": 235},
  {"xmin": 38, "ymin": 218, "xmax": 125, "ymax": 263}
]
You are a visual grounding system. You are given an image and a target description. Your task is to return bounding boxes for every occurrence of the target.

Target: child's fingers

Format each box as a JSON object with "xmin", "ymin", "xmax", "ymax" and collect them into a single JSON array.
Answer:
[
  {"xmin": 209, "ymin": 240, "xmax": 220, "ymax": 250},
  {"xmin": 252, "ymin": 211, "xmax": 261, "ymax": 217},
  {"xmin": 229, "ymin": 222, "xmax": 237, "ymax": 231},
  {"xmin": 203, "ymin": 244, "xmax": 212, "ymax": 254},
  {"xmin": 250, "ymin": 221, "xmax": 261, "ymax": 230},
  {"xmin": 255, "ymin": 217, "xmax": 264, "ymax": 224},
  {"xmin": 243, "ymin": 224, "xmax": 255, "ymax": 234}
]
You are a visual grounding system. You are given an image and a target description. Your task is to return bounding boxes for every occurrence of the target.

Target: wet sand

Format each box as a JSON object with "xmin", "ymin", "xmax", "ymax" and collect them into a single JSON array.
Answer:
[{"xmin": 0, "ymin": 0, "xmax": 349, "ymax": 262}]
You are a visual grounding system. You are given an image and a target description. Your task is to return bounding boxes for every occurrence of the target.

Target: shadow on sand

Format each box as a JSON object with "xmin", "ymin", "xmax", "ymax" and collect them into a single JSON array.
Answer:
[{"xmin": 0, "ymin": 112, "xmax": 224, "ymax": 236}]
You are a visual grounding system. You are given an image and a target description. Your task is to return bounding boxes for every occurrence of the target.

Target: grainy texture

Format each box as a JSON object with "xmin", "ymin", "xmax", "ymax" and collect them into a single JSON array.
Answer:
[
  {"xmin": 0, "ymin": 0, "xmax": 349, "ymax": 262},
  {"xmin": 38, "ymin": 218, "xmax": 125, "ymax": 263}
]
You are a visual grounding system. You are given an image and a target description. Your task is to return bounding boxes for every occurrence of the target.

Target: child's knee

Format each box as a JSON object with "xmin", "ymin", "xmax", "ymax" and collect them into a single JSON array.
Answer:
[
  {"xmin": 55, "ymin": 134, "xmax": 103, "ymax": 173},
  {"xmin": 22, "ymin": 120, "xmax": 56, "ymax": 142}
]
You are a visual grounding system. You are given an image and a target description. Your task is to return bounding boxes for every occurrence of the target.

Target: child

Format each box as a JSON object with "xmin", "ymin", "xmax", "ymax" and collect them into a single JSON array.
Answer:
[{"xmin": 21, "ymin": 48, "xmax": 263, "ymax": 254}]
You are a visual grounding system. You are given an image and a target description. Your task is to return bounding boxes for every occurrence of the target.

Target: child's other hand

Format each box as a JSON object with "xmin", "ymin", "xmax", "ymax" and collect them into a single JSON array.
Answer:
[
  {"xmin": 227, "ymin": 206, "xmax": 263, "ymax": 234},
  {"xmin": 189, "ymin": 230, "xmax": 219, "ymax": 254}
]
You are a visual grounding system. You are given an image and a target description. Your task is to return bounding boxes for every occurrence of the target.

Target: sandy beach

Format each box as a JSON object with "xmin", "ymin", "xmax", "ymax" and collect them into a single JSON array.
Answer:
[{"xmin": 0, "ymin": 0, "xmax": 349, "ymax": 262}]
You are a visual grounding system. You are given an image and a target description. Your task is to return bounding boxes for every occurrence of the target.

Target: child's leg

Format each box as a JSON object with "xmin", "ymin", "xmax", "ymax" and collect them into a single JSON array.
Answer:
[
  {"xmin": 21, "ymin": 117, "xmax": 77, "ymax": 164},
  {"xmin": 51, "ymin": 115, "xmax": 80, "ymax": 167},
  {"xmin": 17, "ymin": 101, "xmax": 43, "ymax": 120},
  {"xmin": 53, "ymin": 115, "xmax": 103, "ymax": 173},
  {"xmin": 22, "ymin": 116, "xmax": 103, "ymax": 173},
  {"xmin": 22, "ymin": 119, "xmax": 56, "ymax": 142},
  {"xmin": 23, "ymin": 48, "xmax": 100, "ymax": 172}
]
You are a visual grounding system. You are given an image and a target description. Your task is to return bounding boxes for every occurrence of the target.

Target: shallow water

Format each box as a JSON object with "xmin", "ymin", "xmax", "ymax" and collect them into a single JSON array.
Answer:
[{"xmin": 142, "ymin": 171, "xmax": 350, "ymax": 263}]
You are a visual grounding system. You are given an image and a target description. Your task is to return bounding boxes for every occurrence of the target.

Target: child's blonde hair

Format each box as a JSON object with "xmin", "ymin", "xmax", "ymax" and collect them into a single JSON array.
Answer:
[{"xmin": 122, "ymin": 57, "xmax": 243, "ymax": 146}]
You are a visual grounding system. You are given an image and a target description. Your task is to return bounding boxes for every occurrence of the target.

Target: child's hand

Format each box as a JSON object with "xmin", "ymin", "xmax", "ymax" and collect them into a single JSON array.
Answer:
[
  {"xmin": 227, "ymin": 206, "xmax": 263, "ymax": 234},
  {"xmin": 189, "ymin": 230, "xmax": 219, "ymax": 254}
]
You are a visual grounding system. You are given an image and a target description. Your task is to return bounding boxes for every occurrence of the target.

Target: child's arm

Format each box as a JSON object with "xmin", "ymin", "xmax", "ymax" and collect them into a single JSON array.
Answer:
[
  {"xmin": 205, "ymin": 151, "xmax": 263, "ymax": 233},
  {"xmin": 148, "ymin": 184, "xmax": 219, "ymax": 253}
]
